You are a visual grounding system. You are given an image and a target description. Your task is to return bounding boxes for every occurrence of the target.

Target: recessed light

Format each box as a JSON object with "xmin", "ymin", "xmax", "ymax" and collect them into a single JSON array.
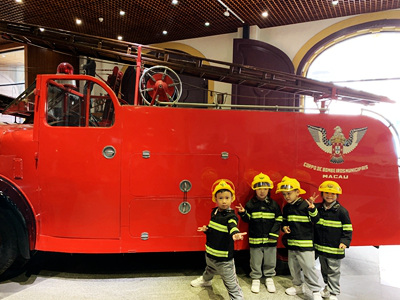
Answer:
[
  {"xmin": 172, "ymin": 0, "xmax": 178, "ymax": 5},
  {"xmin": 120, "ymin": 10, "xmax": 125, "ymax": 16},
  {"xmin": 39, "ymin": 28, "xmax": 45, "ymax": 32},
  {"xmin": 205, "ymin": 22, "xmax": 210, "ymax": 27},
  {"xmin": 262, "ymin": 11, "xmax": 268, "ymax": 18},
  {"xmin": 118, "ymin": 36, "xmax": 123, "ymax": 40},
  {"xmin": 332, "ymin": 0, "xmax": 339, "ymax": 5},
  {"xmin": 76, "ymin": 19, "xmax": 82, "ymax": 25},
  {"xmin": 162, "ymin": 30, "xmax": 168, "ymax": 35},
  {"xmin": 15, "ymin": 0, "xmax": 22, "ymax": 3}
]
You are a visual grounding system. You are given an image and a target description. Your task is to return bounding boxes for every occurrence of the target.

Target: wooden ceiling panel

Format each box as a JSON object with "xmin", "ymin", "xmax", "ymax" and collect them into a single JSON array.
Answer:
[{"xmin": 0, "ymin": 0, "xmax": 399, "ymax": 45}]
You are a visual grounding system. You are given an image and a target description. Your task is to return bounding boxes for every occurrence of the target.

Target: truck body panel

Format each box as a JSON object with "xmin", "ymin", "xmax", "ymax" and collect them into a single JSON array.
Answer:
[{"xmin": 1, "ymin": 74, "xmax": 398, "ymax": 255}]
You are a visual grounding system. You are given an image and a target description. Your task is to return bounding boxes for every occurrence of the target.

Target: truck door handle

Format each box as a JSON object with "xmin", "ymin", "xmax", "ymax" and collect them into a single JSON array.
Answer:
[{"xmin": 102, "ymin": 146, "xmax": 116, "ymax": 159}]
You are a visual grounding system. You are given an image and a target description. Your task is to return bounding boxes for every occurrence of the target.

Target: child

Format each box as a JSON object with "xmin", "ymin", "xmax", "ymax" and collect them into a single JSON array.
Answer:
[
  {"xmin": 191, "ymin": 179, "xmax": 247, "ymax": 300},
  {"xmin": 314, "ymin": 181, "xmax": 353, "ymax": 300},
  {"xmin": 276, "ymin": 176, "xmax": 322, "ymax": 300},
  {"xmin": 236, "ymin": 172, "xmax": 282, "ymax": 294}
]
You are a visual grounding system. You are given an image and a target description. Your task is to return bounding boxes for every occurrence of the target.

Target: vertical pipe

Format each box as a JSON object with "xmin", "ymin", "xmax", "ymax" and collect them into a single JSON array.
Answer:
[{"xmin": 134, "ymin": 45, "xmax": 142, "ymax": 106}]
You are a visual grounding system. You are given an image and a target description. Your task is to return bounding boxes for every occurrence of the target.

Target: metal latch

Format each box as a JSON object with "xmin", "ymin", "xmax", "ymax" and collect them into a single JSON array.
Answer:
[
  {"xmin": 179, "ymin": 179, "xmax": 192, "ymax": 214},
  {"xmin": 102, "ymin": 146, "xmax": 116, "ymax": 159}
]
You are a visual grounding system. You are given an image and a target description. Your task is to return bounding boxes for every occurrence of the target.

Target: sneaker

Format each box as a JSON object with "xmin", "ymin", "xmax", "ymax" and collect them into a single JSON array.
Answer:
[
  {"xmin": 265, "ymin": 278, "xmax": 276, "ymax": 293},
  {"xmin": 321, "ymin": 286, "xmax": 330, "ymax": 298},
  {"xmin": 313, "ymin": 291, "xmax": 323, "ymax": 300},
  {"xmin": 190, "ymin": 276, "xmax": 212, "ymax": 287},
  {"xmin": 285, "ymin": 285, "xmax": 303, "ymax": 296},
  {"xmin": 329, "ymin": 295, "xmax": 338, "ymax": 300},
  {"xmin": 251, "ymin": 279, "xmax": 260, "ymax": 293}
]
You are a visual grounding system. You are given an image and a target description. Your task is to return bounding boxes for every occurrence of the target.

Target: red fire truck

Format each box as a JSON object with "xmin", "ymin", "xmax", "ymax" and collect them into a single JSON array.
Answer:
[{"xmin": 0, "ymin": 21, "xmax": 399, "ymax": 276}]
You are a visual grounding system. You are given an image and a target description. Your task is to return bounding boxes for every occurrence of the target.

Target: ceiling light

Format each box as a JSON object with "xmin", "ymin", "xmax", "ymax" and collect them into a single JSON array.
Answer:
[
  {"xmin": 98, "ymin": 17, "xmax": 104, "ymax": 22},
  {"xmin": 39, "ymin": 27, "xmax": 45, "ymax": 32},
  {"xmin": 332, "ymin": 0, "xmax": 339, "ymax": 5},
  {"xmin": 172, "ymin": 0, "xmax": 178, "ymax": 5},
  {"xmin": 15, "ymin": 0, "xmax": 22, "ymax": 3},
  {"xmin": 205, "ymin": 22, "xmax": 210, "ymax": 27},
  {"xmin": 162, "ymin": 30, "xmax": 168, "ymax": 35},
  {"xmin": 117, "ymin": 36, "xmax": 123, "ymax": 40},
  {"xmin": 76, "ymin": 19, "xmax": 82, "ymax": 25},
  {"xmin": 120, "ymin": 10, "xmax": 125, "ymax": 16},
  {"xmin": 223, "ymin": 10, "xmax": 230, "ymax": 17},
  {"xmin": 262, "ymin": 11, "xmax": 268, "ymax": 18}
]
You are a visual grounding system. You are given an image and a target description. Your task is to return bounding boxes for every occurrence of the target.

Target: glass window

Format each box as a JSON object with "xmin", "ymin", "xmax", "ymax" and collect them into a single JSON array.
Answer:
[
  {"xmin": 0, "ymin": 48, "xmax": 25, "ymax": 123},
  {"xmin": 0, "ymin": 48, "xmax": 25, "ymax": 98},
  {"xmin": 305, "ymin": 32, "xmax": 400, "ymax": 132},
  {"xmin": 46, "ymin": 79, "xmax": 114, "ymax": 127}
]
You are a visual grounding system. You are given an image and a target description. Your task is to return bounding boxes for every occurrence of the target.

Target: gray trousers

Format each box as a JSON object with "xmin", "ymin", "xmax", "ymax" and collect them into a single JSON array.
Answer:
[
  {"xmin": 203, "ymin": 254, "xmax": 244, "ymax": 300},
  {"xmin": 249, "ymin": 246, "xmax": 276, "ymax": 279},
  {"xmin": 288, "ymin": 250, "xmax": 321, "ymax": 292},
  {"xmin": 319, "ymin": 255, "xmax": 341, "ymax": 295}
]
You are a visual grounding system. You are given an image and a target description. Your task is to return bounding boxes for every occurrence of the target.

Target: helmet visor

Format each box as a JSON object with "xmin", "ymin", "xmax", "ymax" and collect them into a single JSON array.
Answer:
[
  {"xmin": 279, "ymin": 184, "xmax": 294, "ymax": 190},
  {"xmin": 253, "ymin": 182, "xmax": 271, "ymax": 189}
]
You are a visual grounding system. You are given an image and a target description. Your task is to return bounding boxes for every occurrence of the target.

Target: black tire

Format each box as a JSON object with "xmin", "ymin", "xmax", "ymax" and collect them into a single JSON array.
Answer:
[{"xmin": 0, "ymin": 210, "xmax": 18, "ymax": 276}]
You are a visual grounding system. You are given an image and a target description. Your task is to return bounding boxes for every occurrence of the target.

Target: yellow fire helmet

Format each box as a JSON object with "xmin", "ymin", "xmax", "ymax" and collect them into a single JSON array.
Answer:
[
  {"xmin": 275, "ymin": 176, "xmax": 306, "ymax": 194},
  {"xmin": 251, "ymin": 172, "xmax": 274, "ymax": 190},
  {"xmin": 211, "ymin": 179, "xmax": 236, "ymax": 202},
  {"xmin": 318, "ymin": 180, "xmax": 342, "ymax": 194}
]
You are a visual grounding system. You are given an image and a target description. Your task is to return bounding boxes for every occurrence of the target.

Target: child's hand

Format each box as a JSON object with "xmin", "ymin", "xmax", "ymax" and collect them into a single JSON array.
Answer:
[
  {"xmin": 197, "ymin": 225, "xmax": 208, "ymax": 232},
  {"xmin": 232, "ymin": 232, "xmax": 247, "ymax": 241},
  {"xmin": 305, "ymin": 192, "xmax": 319, "ymax": 209},
  {"xmin": 235, "ymin": 203, "xmax": 245, "ymax": 213},
  {"xmin": 339, "ymin": 243, "xmax": 347, "ymax": 249},
  {"xmin": 283, "ymin": 226, "xmax": 291, "ymax": 234}
]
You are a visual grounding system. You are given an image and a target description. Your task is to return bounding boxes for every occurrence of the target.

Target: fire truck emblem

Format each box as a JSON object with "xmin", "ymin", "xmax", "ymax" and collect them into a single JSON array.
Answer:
[{"xmin": 308, "ymin": 125, "xmax": 367, "ymax": 164}]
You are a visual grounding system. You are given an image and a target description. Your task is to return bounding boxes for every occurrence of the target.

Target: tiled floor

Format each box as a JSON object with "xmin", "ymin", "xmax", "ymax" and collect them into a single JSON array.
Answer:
[{"xmin": 0, "ymin": 246, "xmax": 399, "ymax": 299}]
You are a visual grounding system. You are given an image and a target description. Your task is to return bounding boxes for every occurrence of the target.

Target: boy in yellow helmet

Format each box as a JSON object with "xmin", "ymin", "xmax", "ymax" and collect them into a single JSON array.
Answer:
[
  {"xmin": 191, "ymin": 179, "xmax": 247, "ymax": 300},
  {"xmin": 314, "ymin": 180, "xmax": 353, "ymax": 300},
  {"xmin": 276, "ymin": 176, "xmax": 322, "ymax": 300},
  {"xmin": 236, "ymin": 172, "xmax": 282, "ymax": 294}
]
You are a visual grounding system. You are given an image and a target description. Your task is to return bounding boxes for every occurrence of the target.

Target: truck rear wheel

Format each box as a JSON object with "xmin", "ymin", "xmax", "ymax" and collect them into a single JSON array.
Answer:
[{"xmin": 0, "ymin": 210, "xmax": 18, "ymax": 276}]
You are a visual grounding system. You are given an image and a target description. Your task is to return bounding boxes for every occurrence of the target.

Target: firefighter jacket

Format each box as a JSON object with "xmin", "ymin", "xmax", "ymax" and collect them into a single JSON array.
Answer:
[
  {"xmin": 281, "ymin": 197, "xmax": 319, "ymax": 251},
  {"xmin": 204, "ymin": 207, "xmax": 240, "ymax": 261},
  {"xmin": 238, "ymin": 196, "xmax": 282, "ymax": 247},
  {"xmin": 314, "ymin": 201, "xmax": 353, "ymax": 259}
]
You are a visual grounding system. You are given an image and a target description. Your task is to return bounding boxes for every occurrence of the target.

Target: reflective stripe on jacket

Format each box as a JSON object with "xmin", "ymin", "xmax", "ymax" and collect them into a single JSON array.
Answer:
[{"xmin": 205, "ymin": 207, "xmax": 240, "ymax": 261}]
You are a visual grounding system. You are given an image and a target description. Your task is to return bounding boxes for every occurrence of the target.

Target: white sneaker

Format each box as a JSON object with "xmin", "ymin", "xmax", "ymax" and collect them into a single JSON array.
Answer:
[
  {"xmin": 321, "ymin": 286, "xmax": 330, "ymax": 298},
  {"xmin": 285, "ymin": 285, "xmax": 303, "ymax": 296},
  {"xmin": 329, "ymin": 295, "xmax": 338, "ymax": 300},
  {"xmin": 251, "ymin": 279, "xmax": 260, "ymax": 293},
  {"xmin": 265, "ymin": 278, "xmax": 276, "ymax": 293},
  {"xmin": 190, "ymin": 276, "xmax": 212, "ymax": 287},
  {"xmin": 313, "ymin": 291, "xmax": 323, "ymax": 300}
]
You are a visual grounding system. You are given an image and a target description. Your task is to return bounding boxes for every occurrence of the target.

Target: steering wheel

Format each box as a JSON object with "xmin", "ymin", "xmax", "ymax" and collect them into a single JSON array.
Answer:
[{"xmin": 139, "ymin": 66, "xmax": 182, "ymax": 105}]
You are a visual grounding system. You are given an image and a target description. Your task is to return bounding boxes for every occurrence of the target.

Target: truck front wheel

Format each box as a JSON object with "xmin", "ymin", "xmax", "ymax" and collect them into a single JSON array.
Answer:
[{"xmin": 0, "ymin": 210, "xmax": 18, "ymax": 276}]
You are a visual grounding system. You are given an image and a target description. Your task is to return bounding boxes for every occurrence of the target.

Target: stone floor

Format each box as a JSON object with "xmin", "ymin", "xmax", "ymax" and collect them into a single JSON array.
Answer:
[{"xmin": 0, "ymin": 246, "xmax": 399, "ymax": 299}]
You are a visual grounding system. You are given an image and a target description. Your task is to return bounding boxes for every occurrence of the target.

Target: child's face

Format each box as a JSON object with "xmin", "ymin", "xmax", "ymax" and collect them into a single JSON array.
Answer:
[
  {"xmin": 255, "ymin": 188, "xmax": 269, "ymax": 200},
  {"xmin": 322, "ymin": 192, "xmax": 337, "ymax": 204},
  {"xmin": 215, "ymin": 191, "xmax": 233, "ymax": 210},
  {"xmin": 281, "ymin": 189, "xmax": 300, "ymax": 204}
]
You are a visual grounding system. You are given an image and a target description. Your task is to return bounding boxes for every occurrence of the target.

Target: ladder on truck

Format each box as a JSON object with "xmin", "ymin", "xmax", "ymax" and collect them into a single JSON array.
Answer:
[{"xmin": 0, "ymin": 20, "xmax": 394, "ymax": 107}]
